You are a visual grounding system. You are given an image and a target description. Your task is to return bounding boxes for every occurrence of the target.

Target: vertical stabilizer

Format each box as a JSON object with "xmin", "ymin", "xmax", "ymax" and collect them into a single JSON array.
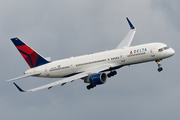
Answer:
[{"xmin": 11, "ymin": 38, "xmax": 49, "ymax": 68}]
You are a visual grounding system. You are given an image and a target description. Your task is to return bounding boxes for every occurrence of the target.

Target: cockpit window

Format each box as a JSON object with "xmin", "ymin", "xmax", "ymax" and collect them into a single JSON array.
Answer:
[
  {"xmin": 164, "ymin": 46, "xmax": 170, "ymax": 50},
  {"xmin": 158, "ymin": 46, "xmax": 170, "ymax": 52},
  {"xmin": 158, "ymin": 48, "xmax": 163, "ymax": 52}
]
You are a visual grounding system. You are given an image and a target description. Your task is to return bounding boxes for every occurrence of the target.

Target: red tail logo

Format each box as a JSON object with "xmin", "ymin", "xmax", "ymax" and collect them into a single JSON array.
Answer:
[{"xmin": 11, "ymin": 38, "xmax": 49, "ymax": 68}]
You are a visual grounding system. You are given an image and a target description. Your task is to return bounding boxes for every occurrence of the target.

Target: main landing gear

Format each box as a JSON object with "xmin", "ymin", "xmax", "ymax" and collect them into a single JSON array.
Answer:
[
  {"xmin": 156, "ymin": 60, "xmax": 163, "ymax": 72},
  {"xmin": 87, "ymin": 84, "xmax": 96, "ymax": 90},
  {"xmin": 107, "ymin": 71, "xmax": 117, "ymax": 78}
]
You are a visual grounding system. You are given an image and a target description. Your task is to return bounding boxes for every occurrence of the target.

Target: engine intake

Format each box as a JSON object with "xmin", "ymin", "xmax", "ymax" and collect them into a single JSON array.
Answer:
[{"xmin": 85, "ymin": 73, "xmax": 107, "ymax": 85}]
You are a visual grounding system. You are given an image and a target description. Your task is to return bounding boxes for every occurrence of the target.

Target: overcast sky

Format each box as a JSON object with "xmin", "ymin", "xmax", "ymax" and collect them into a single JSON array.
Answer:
[{"xmin": 0, "ymin": 0, "xmax": 179, "ymax": 120}]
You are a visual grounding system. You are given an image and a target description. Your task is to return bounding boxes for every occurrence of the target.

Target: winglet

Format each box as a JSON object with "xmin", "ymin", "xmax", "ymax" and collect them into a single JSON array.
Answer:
[
  {"xmin": 116, "ymin": 18, "xmax": 136, "ymax": 49},
  {"xmin": 13, "ymin": 82, "xmax": 26, "ymax": 92},
  {"xmin": 126, "ymin": 17, "xmax": 135, "ymax": 29}
]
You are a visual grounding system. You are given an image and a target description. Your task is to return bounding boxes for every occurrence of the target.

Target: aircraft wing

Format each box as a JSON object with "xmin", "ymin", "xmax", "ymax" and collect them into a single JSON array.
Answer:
[
  {"xmin": 13, "ymin": 65, "xmax": 110, "ymax": 92},
  {"xmin": 5, "ymin": 73, "xmax": 40, "ymax": 82},
  {"xmin": 116, "ymin": 18, "xmax": 136, "ymax": 49}
]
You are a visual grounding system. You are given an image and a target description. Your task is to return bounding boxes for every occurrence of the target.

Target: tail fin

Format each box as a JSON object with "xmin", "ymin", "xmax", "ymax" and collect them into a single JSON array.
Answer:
[{"xmin": 11, "ymin": 37, "xmax": 49, "ymax": 68}]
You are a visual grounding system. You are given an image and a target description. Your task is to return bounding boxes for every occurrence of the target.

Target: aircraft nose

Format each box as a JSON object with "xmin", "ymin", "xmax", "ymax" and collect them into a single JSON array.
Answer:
[{"xmin": 168, "ymin": 48, "xmax": 175, "ymax": 56}]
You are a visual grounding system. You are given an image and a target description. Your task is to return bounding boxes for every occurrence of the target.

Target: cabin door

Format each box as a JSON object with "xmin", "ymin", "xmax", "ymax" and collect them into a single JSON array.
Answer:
[
  {"xmin": 150, "ymin": 48, "xmax": 155, "ymax": 57},
  {"xmin": 120, "ymin": 52, "xmax": 125, "ymax": 62}
]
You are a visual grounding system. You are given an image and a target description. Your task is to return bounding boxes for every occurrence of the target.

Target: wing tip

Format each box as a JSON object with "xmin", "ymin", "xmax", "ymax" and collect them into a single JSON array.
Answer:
[
  {"xmin": 126, "ymin": 17, "xmax": 135, "ymax": 29},
  {"xmin": 13, "ymin": 82, "xmax": 26, "ymax": 92}
]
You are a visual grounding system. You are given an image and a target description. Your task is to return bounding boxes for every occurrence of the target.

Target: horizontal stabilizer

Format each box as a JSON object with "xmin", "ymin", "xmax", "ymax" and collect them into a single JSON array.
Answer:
[{"xmin": 5, "ymin": 73, "xmax": 40, "ymax": 82}]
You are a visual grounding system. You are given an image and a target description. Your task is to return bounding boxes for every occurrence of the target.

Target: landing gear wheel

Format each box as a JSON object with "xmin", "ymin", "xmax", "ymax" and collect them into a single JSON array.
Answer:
[
  {"xmin": 107, "ymin": 74, "xmax": 111, "ymax": 78},
  {"xmin": 107, "ymin": 71, "xmax": 117, "ymax": 78},
  {"xmin": 111, "ymin": 72, "xmax": 114, "ymax": 76},
  {"xmin": 87, "ymin": 86, "xmax": 91, "ymax": 90},
  {"xmin": 158, "ymin": 67, "xmax": 163, "ymax": 72},
  {"xmin": 113, "ymin": 71, "xmax": 117, "ymax": 75},
  {"xmin": 86, "ymin": 84, "xmax": 96, "ymax": 90},
  {"xmin": 156, "ymin": 60, "xmax": 163, "ymax": 72}
]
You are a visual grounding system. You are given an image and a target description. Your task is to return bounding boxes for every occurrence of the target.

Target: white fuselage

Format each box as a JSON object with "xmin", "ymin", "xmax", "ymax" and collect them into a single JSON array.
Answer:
[{"xmin": 25, "ymin": 43, "xmax": 175, "ymax": 78}]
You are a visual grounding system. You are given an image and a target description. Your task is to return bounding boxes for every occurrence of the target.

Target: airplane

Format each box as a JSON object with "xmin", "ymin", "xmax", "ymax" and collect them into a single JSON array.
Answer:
[{"xmin": 6, "ymin": 18, "xmax": 175, "ymax": 92}]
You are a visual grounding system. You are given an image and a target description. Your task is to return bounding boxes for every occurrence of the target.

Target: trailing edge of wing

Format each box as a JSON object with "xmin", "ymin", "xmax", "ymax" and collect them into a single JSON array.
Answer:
[
  {"xmin": 5, "ymin": 73, "xmax": 40, "ymax": 82},
  {"xmin": 13, "ymin": 65, "xmax": 110, "ymax": 92},
  {"xmin": 28, "ymin": 73, "xmax": 88, "ymax": 92},
  {"xmin": 116, "ymin": 17, "xmax": 136, "ymax": 49}
]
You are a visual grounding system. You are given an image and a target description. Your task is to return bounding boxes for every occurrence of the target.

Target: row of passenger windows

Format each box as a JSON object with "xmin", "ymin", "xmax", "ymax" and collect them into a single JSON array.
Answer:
[
  {"xmin": 50, "ymin": 56, "xmax": 121, "ymax": 71},
  {"xmin": 76, "ymin": 59, "xmax": 106, "ymax": 67},
  {"xmin": 111, "ymin": 57, "xmax": 120, "ymax": 60},
  {"xmin": 76, "ymin": 56, "xmax": 120, "ymax": 67}
]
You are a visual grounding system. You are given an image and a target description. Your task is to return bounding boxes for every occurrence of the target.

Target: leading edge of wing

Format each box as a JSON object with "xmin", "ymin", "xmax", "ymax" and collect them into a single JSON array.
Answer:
[
  {"xmin": 13, "ymin": 65, "xmax": 110, "ymax": 92},
  {"xmin": 116, "ymin": 17, "xmax": 136, "ymax": 49}
]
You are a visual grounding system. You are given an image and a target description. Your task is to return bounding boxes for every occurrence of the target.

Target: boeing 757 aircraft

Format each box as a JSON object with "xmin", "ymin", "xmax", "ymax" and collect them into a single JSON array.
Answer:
[{"xmin": 6, "ymin": 18, "xmax": 175, "ymax": 92}]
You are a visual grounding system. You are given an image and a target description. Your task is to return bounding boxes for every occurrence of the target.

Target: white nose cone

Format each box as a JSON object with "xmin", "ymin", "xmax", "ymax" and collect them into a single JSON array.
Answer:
[{"xmin": 168, "ymin": 48, "xmax": 175, "ymax": 57}]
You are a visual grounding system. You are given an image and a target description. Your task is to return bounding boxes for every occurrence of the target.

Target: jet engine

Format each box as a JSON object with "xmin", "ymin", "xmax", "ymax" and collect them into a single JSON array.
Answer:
[{"xmin": 84, "ymin": 73, "xmax": 107, "ymax": 85}]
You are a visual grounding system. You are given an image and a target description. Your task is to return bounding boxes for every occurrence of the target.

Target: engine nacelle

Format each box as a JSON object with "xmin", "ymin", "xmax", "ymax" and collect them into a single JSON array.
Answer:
[{"xmin": 84, "ymin": 73, "xmax": 107, "ymax": 85}]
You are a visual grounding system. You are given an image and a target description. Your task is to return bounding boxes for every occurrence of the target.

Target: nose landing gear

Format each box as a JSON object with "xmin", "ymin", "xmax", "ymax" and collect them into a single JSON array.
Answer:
[
  {"xmin": 156, "ymin": 60, "xmax": 163, "ymax": 72},
  {"xmin": 158, "ymin": 67, "xmax": 163, "ymax": 72}
]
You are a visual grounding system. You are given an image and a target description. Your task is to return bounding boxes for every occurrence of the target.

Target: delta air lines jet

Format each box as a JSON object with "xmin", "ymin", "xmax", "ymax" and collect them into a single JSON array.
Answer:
[{"xmin": 6, "ymin": 18, "xmax": 175, "ymax": 92}]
